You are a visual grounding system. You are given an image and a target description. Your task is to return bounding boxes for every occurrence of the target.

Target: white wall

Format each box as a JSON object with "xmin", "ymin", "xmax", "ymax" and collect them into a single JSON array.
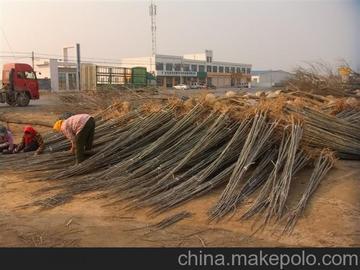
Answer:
[
  {"xmin": 251, "ymin": 71, "xmax": 292, "ymax": 88},
  {"xmin": 183, "ymin": 53, "xmax": 207, "ymax": 61},
  {"xmin": 49, "ymin": 59, "xmax": 59, "ymax": 91},
  {"xmin": 121, "ymin": 52, "xmax": 252, "ymax": 74},
  {"xmin": 119, "ymin": 56, "xmax": 154, "ymax": 72},
  {"xmin": 35, "ymin": 60, "xmax": 51, "ymax": 79}
]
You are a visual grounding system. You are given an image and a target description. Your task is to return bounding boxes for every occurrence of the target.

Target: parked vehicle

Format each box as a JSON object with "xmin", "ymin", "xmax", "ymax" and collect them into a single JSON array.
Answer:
[
  {"xmin": 0, "ymin": 63, "xmax": 39, "ymax": 106},
  {"xmin": 173, "ymin": 84, "xmax": 189, "ymax": 90},
  {"xmin": 190, "ymin": 82, "xmax": 201, "ymax": 89},
  {"xmin": 202, "ymin": 84, "xmax": 216, "ymax": 89}
]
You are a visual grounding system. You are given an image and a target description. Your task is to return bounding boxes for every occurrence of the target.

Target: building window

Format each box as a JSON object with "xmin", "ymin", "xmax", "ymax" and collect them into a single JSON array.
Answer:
[
  {"xmin": 246, "ymin": 68, "xmax": 251, "ymax": 74},
  {"xmin": 174, "ymin": 64, "xmax": 181, "ymax": 71},
  {"xmin": 231, "ymin": 67, "xmax": 235, "ymax": 73},
  {"xmin": 68, "ymin": 73, "xmax": 77, "ymax": 90},
  {"xmin": 183, "ymin": 64, "xmax": 190, "ymax": 71},
  {"xmin": 59, "ymin": 73, "xmax": 67, "ymax": 90},
  {"xmin": 206, "ymin": 56, "xmax": 212, "ymax": 63},
  {"xmin": 212, "ymin": 66, "xmax": 218, "ymax": 73},
  {"xmin": 207, "ymin": 65, "xmax": 212, "ymax": 72},
  {"xmin": 241, "ymin": 68, "xmax": 246, "ymax": 73},
  {"xmin": 156, "ymin": 62, "xmax": 164, "ymax": 70},
  {"xmin": 219, "ymin": 66, "xmax": 224, "ymax": 73},
  {"xmin": 166, "ymin": 63, "xmax": 173, "ymax": 71},
  {"xmin": 236, "ymin": 67, "xmax": 241, "ymax": 73},
  {"xmin": 199, "ymin": 65, "xmax": 205, "ymax": 72},
  {"xmin": 225, "ymin": 67, "xmax": 230, "ymax": 73},
  {"xmin": 191, "ymin": 64, "xmax": 197, "ymax": 72}
]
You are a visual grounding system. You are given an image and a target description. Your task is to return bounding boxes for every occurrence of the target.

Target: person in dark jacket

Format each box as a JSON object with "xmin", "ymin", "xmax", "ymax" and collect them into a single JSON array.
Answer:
[{"xmin": 14, "ymin": 126, "xmax": 45, "ymax": 155}]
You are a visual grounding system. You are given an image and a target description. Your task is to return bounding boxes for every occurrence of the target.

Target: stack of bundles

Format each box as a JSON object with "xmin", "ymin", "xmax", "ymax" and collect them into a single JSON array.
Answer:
[
  {"xmin": 56, "ymin": 90, "xmax": 131, "ymax": 112},
  {"xmin": 285, "ymin": 105, "xmax": 360, "ymax": 160},
  {"xmin": 283, "ymin": 149, "xmax": 335, "ymax": 233},
  {"xmin": 1, "ymin": 92, "xmax": 358, "ymax": 233},
  {"xmin": 286, "ymin": 63, "xmax": 356, "ymax": 97},
  {"xmin": 336, "ymin": 108, "xmax": 360, "ymax": 125},
  {"xmin": 321, "ymin": 97, "xmax": 360, "ymax": 126},
  {"xmin": 55, "ymin": 89, "xmax": 167, "ymax": 114}
]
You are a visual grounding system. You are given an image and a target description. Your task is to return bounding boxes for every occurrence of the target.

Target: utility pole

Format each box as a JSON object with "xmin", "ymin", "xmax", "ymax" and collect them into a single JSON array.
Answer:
[
  {"xmin": 76, "ymin": 43, "xmax": 81, "ymax": 91},
  {"xmin": 31, "ymin": 51, "xmax": 34, "ymax": 69}
]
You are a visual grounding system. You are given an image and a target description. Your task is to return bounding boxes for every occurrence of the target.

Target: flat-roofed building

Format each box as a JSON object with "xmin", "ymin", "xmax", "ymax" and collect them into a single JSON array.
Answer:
[
  {"xmin": 120, "ymin": 50, "xmax": 251, "ymax": 88},
  {"xmin": 251, "ymin": 70, "xmax": 293, "ymax": 88}
]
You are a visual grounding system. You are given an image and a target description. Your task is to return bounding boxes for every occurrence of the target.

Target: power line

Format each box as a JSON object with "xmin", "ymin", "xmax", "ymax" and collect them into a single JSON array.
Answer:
[
  {"xmin": 0, "ymin": 51, "xmax": 156, "ymax": 65},
  {"xmin": 0, "ymin": 51, "xmax": 30, "ymax": 55},
  {"xmin": 0, "ymin": 54, "xmax": 156, "ymax": 66},
  {"xmin": 0, "ymin": 55, "xmax": 32, "ymax": 58},
  {"xmin": 0, "ymin": 26, "xmax": 16, "ymax": 60}
]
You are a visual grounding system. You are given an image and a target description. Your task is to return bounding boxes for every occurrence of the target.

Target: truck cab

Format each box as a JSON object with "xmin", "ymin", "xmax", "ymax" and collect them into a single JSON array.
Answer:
[{"xmin": 1, "ymin": 63, "xmax": 39, "ymax": 106}]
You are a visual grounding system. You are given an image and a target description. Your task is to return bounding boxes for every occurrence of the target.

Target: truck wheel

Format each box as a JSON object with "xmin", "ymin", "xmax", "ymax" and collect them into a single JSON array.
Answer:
[
  {"xmin": 16, "ymin": 92, "xmax": 30, "ymax": 107},
  {"xmin": 6, "ymin": 93, "xmax": 17, "ymax": 106}
]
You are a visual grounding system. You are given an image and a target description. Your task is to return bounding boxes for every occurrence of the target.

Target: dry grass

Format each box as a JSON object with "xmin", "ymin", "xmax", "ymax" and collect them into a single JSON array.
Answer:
[{"xmin": 17, "ymin": 227, "xmax": 81, "ymax": 247}]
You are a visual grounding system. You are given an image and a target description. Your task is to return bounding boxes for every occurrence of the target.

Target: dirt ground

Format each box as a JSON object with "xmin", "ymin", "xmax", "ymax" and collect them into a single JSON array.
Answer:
[{"xmin": 0, "ymin": 93, "xmax": 359, "ymax": 247}]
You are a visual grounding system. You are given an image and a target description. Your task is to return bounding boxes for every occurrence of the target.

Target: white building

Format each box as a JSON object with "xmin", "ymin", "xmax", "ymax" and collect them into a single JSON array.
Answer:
[
  {"xmin": 35, "ymin": 59, "xmax": 78, "ymax": 91},
  {"xmin": 35, "ymin": 49, "xmax": 252, "ymax": 91},
  {"xmin": 34, "ymin": 45, "xmax": 81, "ymax": 91},
  {"xmin": 120, "ymin": 50, "xmax": 252, "ymax": 88},
  {"xmin": 251, "ymin": 70, "xmax": 293, "ymax": 88}
]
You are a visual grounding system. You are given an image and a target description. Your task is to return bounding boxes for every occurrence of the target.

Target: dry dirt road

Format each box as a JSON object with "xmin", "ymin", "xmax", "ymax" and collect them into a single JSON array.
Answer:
[{"xmin": 0, "ymin": 93, "xmax": 359, "ymax": 247}]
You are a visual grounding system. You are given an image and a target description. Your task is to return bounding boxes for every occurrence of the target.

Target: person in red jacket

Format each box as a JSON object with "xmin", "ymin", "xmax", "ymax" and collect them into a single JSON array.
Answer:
[{"xmin": 14, "ymin": 126, "xmax": 45, "ymax": 155}]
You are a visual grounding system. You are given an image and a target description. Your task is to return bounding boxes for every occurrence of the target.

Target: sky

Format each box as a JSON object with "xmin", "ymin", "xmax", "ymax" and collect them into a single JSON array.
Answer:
[{"xmin": 0, "ymin": 0, "xmax": 359, "ymax": 72}]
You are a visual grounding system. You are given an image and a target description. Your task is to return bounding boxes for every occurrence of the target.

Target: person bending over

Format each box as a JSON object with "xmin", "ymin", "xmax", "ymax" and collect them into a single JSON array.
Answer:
[{"xmin": 53, "ymin": 114, "xmax": 95, "ymax": 164}]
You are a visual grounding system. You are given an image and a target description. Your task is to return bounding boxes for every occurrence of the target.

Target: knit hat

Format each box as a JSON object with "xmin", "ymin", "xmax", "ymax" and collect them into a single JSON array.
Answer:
[
  {"xmin": 53, "ymin": 120, "xmax": 63, "ymax": 132},
  {"xmin": 24, "ymin": 126, "xmax": 36, "ymax": 135}
]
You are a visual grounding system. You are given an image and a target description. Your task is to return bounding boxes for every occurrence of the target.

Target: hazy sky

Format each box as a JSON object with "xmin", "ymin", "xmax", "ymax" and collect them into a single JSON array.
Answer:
[{"xmin": 0, "ymin": 0, "xmax": 359, "ymax": 72}]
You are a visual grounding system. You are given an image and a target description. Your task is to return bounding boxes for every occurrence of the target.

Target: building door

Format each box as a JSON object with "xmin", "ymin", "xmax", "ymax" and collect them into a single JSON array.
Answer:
[
  {"xmin": 59, "ymin": 72, "xmax": 67, "ymax": 90},
  {"xmin": 68, "ymin": 73, "xmax": 77, "ymax": 90},
  {"xmin": 166, "ymin": 77, "xmax": 172, "ymax": 87},
  {"xmin": 58, "ymin": 72, "xmax": 77, "ymax": 90},
  {"xmin": 174, "ymin": 77, "xmax": 180, "ymax": 86},
  {"xmin": 156, "ymin": 77, "xmax": 164, "ymax": 87}
]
